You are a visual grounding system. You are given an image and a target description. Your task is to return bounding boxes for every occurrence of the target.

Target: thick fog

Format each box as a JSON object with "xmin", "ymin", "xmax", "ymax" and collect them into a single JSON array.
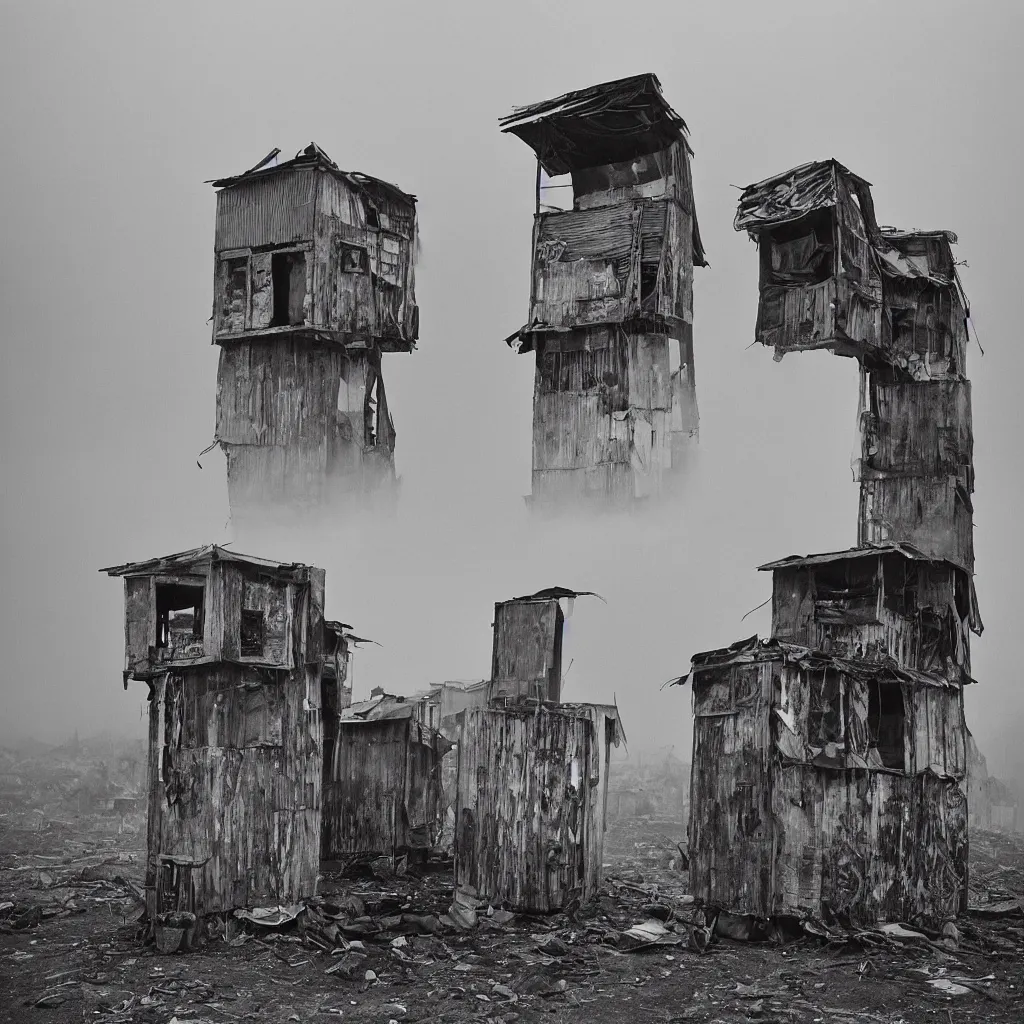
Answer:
[{"xmin": 1, "ymin": 1, "xmax": 1021, "ymax": 782}]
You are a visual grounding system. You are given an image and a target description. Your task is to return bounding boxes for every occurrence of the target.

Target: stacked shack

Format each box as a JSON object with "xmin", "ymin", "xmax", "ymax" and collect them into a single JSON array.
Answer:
[
  {"xmin": 501, "ymin": 74, "xmax": 707, "ymax": 506},
  {"xmin": 454, "ymin": 588, "xmax": 623, "ymax": 912},
  {"xmin": 209, "ymin": 143, "xmax": 419, "ymax": 522},
  {"xmin": 102, "ymin": 546, "xmax": 328, "ymax": 931},
  {"xmin": 678, "ymin": 160, "xmax": 980, "ymax": 928}
]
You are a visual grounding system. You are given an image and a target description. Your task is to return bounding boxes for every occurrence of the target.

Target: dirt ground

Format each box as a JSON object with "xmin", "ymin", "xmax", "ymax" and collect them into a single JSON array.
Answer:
[{"xmin": 2, "ymin": 812, "xmax": 1023, "ymax": 1024}]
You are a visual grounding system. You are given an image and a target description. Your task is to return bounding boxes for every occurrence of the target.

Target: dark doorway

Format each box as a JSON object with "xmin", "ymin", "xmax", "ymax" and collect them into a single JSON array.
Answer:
[
  {"xmin": 271, "ymin": 252, "xmax": 306, "ymax": 326},
  {"xmin": 868, "ymin": 681, "xmax": 906, "ymax": 770}
]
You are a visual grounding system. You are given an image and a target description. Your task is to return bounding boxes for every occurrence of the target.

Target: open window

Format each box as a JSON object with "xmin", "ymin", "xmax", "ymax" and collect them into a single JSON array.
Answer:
[
  {"xmin": 813, "ymin": 559, "xmax": 879, "ymax": 625},
  {"xmin": 155, "ymin": 583, "xmax": 205, "ymax": 658},
  {"xmin": 762, "ymin": 210, "xmax": 835, "ymax": 286},
  {"xmin": 240, "ymin": 608, "xmax": 266, "ymax": 658},
  {"xmin": 640, "ymin": 262, "xmax": 659, "ymax": 304},
  {"xmin": 807, "ymin": 668, "xmax": 843, "ymax": 748},
  {"xmin": 218, "ymin": 257, "xmax": 248, "ymax": 332},
  {"xmin": 868, "ymin": 680, "xmax": 905, "ymax": 770},
  {"xmin": 537, "ymin": 168, "xmax": 574, "ymax": 212},
  {"xmin": 339, "ymin": 243, "xmax": 368, "ymax": 274},
  {"xmin": 270, "ymin": 251, "xmax": 306, "ymax": 327}
]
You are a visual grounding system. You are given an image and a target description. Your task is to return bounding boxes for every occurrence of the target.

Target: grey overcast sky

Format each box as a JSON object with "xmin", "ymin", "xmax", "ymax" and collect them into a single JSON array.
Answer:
[{"xmin": 1, "ymin": 1, "xmax": 1021, "ymax": 779}]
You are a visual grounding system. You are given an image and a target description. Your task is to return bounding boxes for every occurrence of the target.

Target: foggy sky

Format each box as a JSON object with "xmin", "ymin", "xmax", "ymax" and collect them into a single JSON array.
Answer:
[{"xmin": 1, "ymin": 1, "xmax": 1021, "ymax": 780}]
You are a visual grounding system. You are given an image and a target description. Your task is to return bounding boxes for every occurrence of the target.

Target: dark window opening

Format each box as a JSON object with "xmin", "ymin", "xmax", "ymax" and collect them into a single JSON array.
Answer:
[
  {"xmin": 640, "ymin": 263, "xmax": 659, "ymax": 303},
  {"xmin": 813, "ymin": 561, "xmax": 879, "ymax": 623},
  {"xmin": 919, "ymin": 609, "xmax": 957, "ymax": 673},
  {"xmin": 808, "ymin": 669, "xmax": 843, "ymax": 747},
  {"xmin": 881, "ymin": 557, "xmax": 910, "ymax": 615},
  {"xmin": 889, "ymin": 305, "xmax": 913, "ymax": 347},
  {"xmin": 952, "ymin": 572, "xmax": 971, "ymax": 621},
  {"xmin": 548, "ymin": 605, "xmax": 565, "ymax": 703},
  {"xmin": 868, "ymin": 680, "xmax": 905, "ymax": 769},
  {"xmin": 365, "ymin": 205, "xmax": 380, "ymax": 229},
  {"xmin": 339, "ymin": 243, "xmax": 368, "ymax": 274},
  {"xmin": 155, "ymin": 584, "xmax": 204, "ymax": 655},
  {"xmin": 270, "ymin": 252, "xmax": 306, "ymax": 327},
  {"xmin": 240, "ymin": 609, "xmax": 265, "ymax": 657},
  {"xmin": 763, "ymin": 210, "xmax": 835, "ymax": 286}
]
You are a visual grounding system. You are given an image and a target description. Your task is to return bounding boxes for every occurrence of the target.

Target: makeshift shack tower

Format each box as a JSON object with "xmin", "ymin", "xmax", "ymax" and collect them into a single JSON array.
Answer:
[
  {"xmin": 209, "ymin": 144, "xmax": 419, "ymax": 524},
  {"xmin": 501, "ymin": 74, "xmax": 707, "ymax": 507},
  {"xmin": 102, "ymin": 546, "xmax": 328, "ymax": 931},
  {"xmin": 677, "ymin": 162, "xmax": 980, "ymax": 929},
  {"xmin": 454, "ymin": 588, "xmax": 623, "ymax": 912}
]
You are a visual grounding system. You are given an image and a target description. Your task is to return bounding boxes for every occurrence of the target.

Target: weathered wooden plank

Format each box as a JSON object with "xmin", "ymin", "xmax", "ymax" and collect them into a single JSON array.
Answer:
[
  {"xmin": 490, "ymin": 599, "xmax": 562, "ymax": 701},
  {"xmin": 454, "ymin": 705, "xmax": 607, "ymax": 912},
  {"xmin": 687, "ymin": 643, "xmax": 969, "ymax": 926},
  {"xmin": 859, "ymin": 474, "xmax": 974, "ymax": 570}
]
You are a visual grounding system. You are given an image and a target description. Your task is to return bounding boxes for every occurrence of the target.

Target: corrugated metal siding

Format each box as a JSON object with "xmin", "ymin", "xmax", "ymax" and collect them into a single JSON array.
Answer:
[
  {"xmin": 454, "ymin": 705, "xmax": 604, "ymax": 912},
  {"xmin": 215, "ymin": 169, "xmax": 318, "ymax": 251}
]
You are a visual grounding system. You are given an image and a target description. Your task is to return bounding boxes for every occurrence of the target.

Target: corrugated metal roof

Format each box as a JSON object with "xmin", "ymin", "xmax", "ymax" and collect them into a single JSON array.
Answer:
[
  {"xmin": 756, "ymin": 542, "xmax": 943, "ymax": 572},
  {"xmin": 209, "ymin": 142, "xmax": 416, "ymax": 208},
  {"xmin": 501, "ymin": 73, "xmax": 690, "ymax": 176},
  {"xmin": 875, "ymin": 228, "xmax": 959, "ymax": 285},
  {"xmin": 100, "ymin": 544, "xmax": 310, "ymax": 577},
  {"xmin": 733, "ymin": 158, "xmax": 876, "ymax": 233},
  {"xmin": 684, "ymin": 636, "xmax": 968, "ymax": 689}
]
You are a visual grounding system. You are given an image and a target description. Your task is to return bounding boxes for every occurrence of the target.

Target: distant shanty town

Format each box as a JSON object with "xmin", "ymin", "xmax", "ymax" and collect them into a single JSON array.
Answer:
[{"xmin": 100, "ymin": 74, "xmax": 1012, "ymax": 951}]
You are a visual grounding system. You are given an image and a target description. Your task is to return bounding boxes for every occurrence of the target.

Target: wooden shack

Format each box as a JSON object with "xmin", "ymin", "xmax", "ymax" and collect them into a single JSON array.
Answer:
[
  {"xmin": 101, "ymin": 545, "xmax": 327, "ymax": 927},
  {"xmin": 321, "ymin": 693, "xmax": 451, "ymax": 865},
  {"xmin": 683, "ymin": 635, "xmax": 969, "ymax": 926},
  {"xmin": 209, "ymin": 143, "xmax": 418, "ymax": 519},
  {"xmin": 501, "ymin": 74, "xmax": 707, "ymax": 504},
  {"xmin": 454, "ymin": 700, "xmax": 623, "ymax": 912},
  {"xmin": 734, "ymin": 159, "xmax": 883, "ymax": 361},
  {"xmin": 451, "ymin": 586, "xmax": 621, "ymax": 911},
  {"xmin": 719, "ymin": 170, "xmax": 982, "ymax": 928}
]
